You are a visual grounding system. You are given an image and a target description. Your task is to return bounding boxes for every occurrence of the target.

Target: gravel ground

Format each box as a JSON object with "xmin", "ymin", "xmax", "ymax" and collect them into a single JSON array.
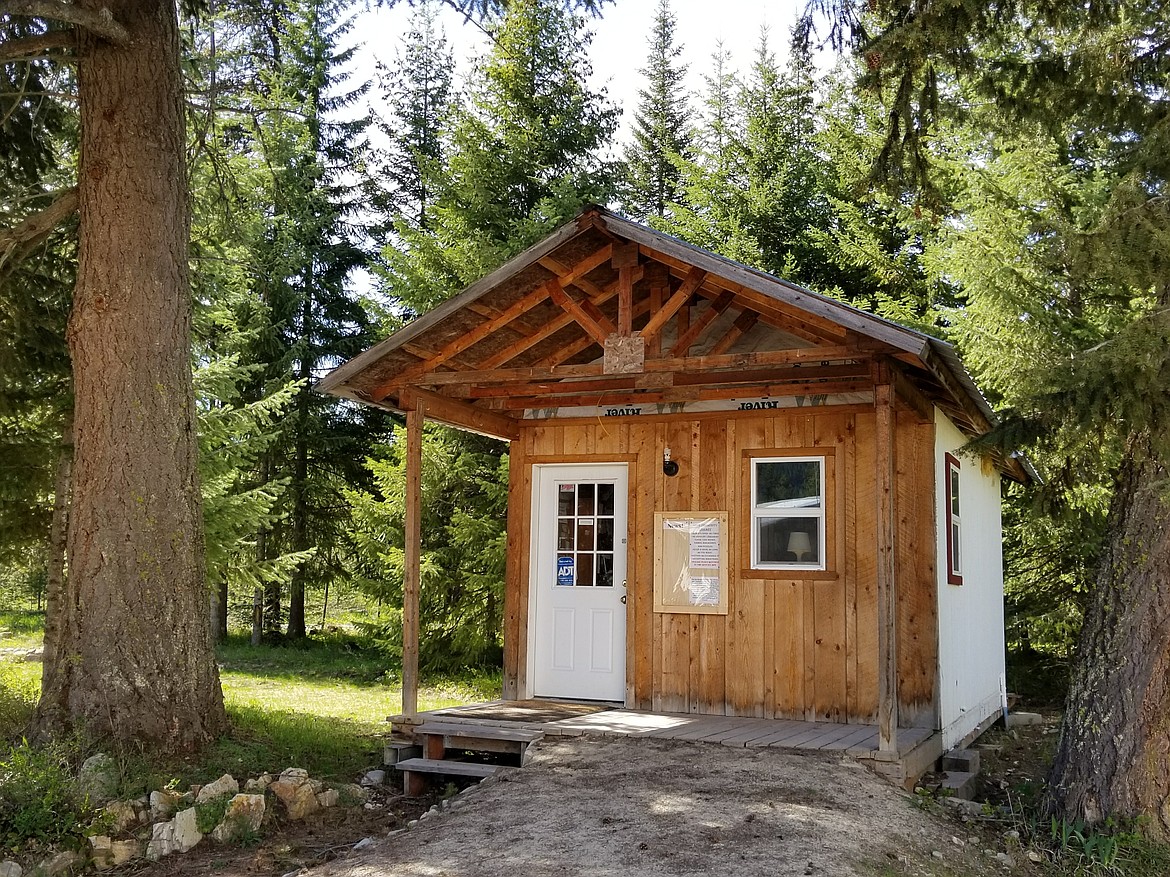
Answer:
[{"xmin": 317, "ymin": 736, "xmax": 999, "ymax": 877}]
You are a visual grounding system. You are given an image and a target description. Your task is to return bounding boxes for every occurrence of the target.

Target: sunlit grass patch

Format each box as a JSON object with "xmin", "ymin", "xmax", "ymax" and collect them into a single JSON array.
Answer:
[{"xmin": 0, "ymin": 611, "xmax": 44, "ymax": 652}]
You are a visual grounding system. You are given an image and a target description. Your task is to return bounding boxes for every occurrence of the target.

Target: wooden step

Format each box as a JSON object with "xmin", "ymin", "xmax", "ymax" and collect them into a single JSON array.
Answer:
[
  {"xmin": 415, "ymin": 722, "xmax": 544, "ymax": 743},
  {"xmin": 394, "ymin": 757, "xmax": 510, "ymax": 797},
  {"xmin": 415, "ymin": 721, "xmax": 543, "ymax": 762}
]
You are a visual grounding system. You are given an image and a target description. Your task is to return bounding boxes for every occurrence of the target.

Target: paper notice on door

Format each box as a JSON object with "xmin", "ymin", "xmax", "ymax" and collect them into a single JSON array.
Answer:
[
  {"xmin": 688, "ymin": 519, "xmax": 720, "ymax": 569},
  {"xmin": 688, "ymin": 575, "xmax": 720, "ymax": 606}
]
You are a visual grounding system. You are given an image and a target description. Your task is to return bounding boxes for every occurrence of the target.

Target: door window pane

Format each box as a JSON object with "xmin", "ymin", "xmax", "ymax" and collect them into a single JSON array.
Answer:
[
  {"xmin": 576, "ymin": 553, "xmax": 594, "ymax": 587},
  {"xmin": 596, "ymin": 553, "xmax": 614, "ymax": 587},
  {"xmin": 557, "ymin": 520, "xmax": 575, "ymax": 551},
  {"xmin": 597, "ymin": 483, "xmax": 615, "ymax": 516},
  {"xmin": 558, "ymin": 484, "xmax": 575, "ymax": 517},
  {"xmin": 577, "ymin": 483, "xmax": 595, "ymax": 516},
  {"xmin": 577, "ymin": 519, "xmax": 595, "ymax": 551}
]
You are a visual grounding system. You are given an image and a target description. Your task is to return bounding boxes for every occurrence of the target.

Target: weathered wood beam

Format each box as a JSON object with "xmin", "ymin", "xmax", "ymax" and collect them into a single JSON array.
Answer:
[
  {"xmin": 479, "ymin": 280, "xmax": 620, "ymax": 370},
  {"xmin": 538, "ymin": 242, "xmax": 613, "ymax": 288},
  {"xmin": 495, "ymin": 378, "xmax": 874, "ymax": 410},
  {"xmin": 708, "ymin": 310, "xmax": 759, "ymax": 356},
  {"xmin": 639, "ymin": 266, "xmax": 706, "ymax": 342},
  {"xmin": 469, "ymin": 363, "xmax": 867, "ymax": 399},
  {"xmin": 535, "ymin": 334, "xmax": 598, "ymax": 369},
  {"xmin": 919, "ymin": 346, "xmax": 992, "ymax": 434},
  {"xmin": 418, "ymin": 344, "xmax": 867, "ymax": 387},
  {"xmin": 669, "ymin": 291, "xmax": 735, "ymax": 357},
  {"xmin": 399, "ymin": 386, "xmax": 519, "ymax": 441},
  {"xmin": 613, "ymin": 242, "xmax": 639, "ymax": 335},
  {"xmin": 646, "ymin": 264, "xmax": 667, "ymax": 358},
  {"xmin": 891, "ymin": 364, "xmax": 935, "ymax": 423},
  {"xmin": 402, "ymin": 404, "xmax": 423, "ymax": 717},
  {"xmin": 0, "ymin": 0, "xmax": 128, "ymax": 43},
  {"xmin": 875, "ymin": 379, "xmax": 898, "ymax": 753},
  {"xmin": 549, "ymin": 279, "xmax": 616, "ymax": 344}
]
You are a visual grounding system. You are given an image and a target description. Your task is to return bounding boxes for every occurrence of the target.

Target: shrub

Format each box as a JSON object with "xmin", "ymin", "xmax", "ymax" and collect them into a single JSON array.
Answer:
[{"xmin": 0, "ymin": 738, "xmax": 91, "ymax": 855}]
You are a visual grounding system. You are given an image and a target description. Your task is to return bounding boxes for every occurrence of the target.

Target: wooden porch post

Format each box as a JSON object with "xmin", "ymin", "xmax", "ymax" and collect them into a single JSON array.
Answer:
[
  {"xmin": 402, "ymin": 404, "xmax": 424, "ymax": 717},
  {"xmin": 875, "ymin": 380, "xmax": 898, "ymax": 753}
]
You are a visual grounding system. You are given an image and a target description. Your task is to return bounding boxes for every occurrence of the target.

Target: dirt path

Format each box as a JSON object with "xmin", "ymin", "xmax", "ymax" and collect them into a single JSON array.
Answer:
[{"xmin": 315, "ymin": 737, "xmax": 1009, "ymax": 877}]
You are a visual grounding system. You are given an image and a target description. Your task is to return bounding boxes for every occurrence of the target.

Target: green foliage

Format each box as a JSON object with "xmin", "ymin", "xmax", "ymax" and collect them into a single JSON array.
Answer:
[
  {"xmin": 195, "ymin": 795, "xmax": 232, "ymax": 834},
  {"xmin": 622, "ymin": 0, "xmax": 692, "ymax": 221},
  {"xmin": 0, "ymin": 663, "xmax": 38, "ymax": 742},
  {"xmin": 374, "ymin": 0, "xmax": 455, "ymax": 227},
  {"xmin": 0, "ymin": 738, "xmax": 89, "ymax": 855},
  {"xmin": 381, "ymin": 0, "xmax": 620, "ymax": 313},
  {"xmin": 347, "ymin": 426, "xmax": 509, "ymax": 669},
  {"xmin": 1049, "ymin": 817, "xmax": 1138, "ymax": 876}
]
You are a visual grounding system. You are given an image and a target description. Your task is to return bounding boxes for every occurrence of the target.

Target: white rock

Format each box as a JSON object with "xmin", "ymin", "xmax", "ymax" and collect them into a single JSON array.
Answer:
[
  {"xmin": 931, "ymin": 851, "xmax": 943, "ymax": 860},
  {"xmin": 996, "ymin": 852, "xmax": 1015, "ymax": 867},
  {"xmin": 38, "ymin": 851, "xmax": 83, "ymax": 877},
  {"xmin": 271, "ymin": 780, "xmax": 319, "ymax": 820},
  {"xmin": 196, "ymin": 774, "xmax": 239, "ymax": 804},
  {"xmin": 316, "ymin": 789, "xmax": 340, "ymax": 809},
  {"xmin": 353, "ymin": 838, "xmax": 373, "ymax": 850},
  {"xmin": 172, "ymin": 807, "xmax": 203, "ymax": 853},
  {"xmin": 1027, "ymin": 850, "xmax": 1045, "ymax": 863},
  {"xmin": 210, "ymin": 794, "xmax": 265, "ymax": 843},
  {"xmin": 244, "ymin": 778, "xmax": 267, "ymax": 793},
  {"xmin": 361, "ymin": 770, "xmax": 385, "ymax": 787},
  {"xmin": 103, "ymin": 800, "xmax": 138, "ymax": 834},
  {"xmin": 147, "ymin": 820, "xmax": 177, "ymax": 860},
  {"xmin": 0, "ymin": 860, "xmax": 22, "ymax": 877},
  {"xmin": 150, "ymin": 789, "xmax": 183, "ymax": 821},
  {"xmin": 279, "ymin": 768, "xmax": 310, "ymax": 785}
]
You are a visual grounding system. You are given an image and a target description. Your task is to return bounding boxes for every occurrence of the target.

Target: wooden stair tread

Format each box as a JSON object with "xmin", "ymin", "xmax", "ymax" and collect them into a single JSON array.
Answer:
[
  {"xmin": 393, "ymin": 758, "xmax": 508, "ymax": 779},
  {"xmin": 416, "ymin": 722, "xmax": 544, "ymax": 743}
]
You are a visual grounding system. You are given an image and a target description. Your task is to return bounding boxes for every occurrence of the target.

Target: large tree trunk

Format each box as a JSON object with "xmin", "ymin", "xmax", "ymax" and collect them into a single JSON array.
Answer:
[
  {"xmin": 1046, "ymin": 431, "xmax": 1170, "ymax": 838},
  {"xmin": 35, "ymin": 0, "xmax": 226, "ymax": 750}
]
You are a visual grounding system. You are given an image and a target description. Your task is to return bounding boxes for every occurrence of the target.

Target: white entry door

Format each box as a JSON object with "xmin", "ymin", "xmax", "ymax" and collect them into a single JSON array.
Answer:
[{"xmin": 531, "ymin": 464, "xmax": 628, "ymax": 702}]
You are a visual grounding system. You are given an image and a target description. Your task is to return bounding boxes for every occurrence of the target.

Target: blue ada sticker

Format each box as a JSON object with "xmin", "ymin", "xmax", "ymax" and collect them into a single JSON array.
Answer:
[{"xmin": 556, "ymin": 555, "xmax": 575, "ymax": 586}]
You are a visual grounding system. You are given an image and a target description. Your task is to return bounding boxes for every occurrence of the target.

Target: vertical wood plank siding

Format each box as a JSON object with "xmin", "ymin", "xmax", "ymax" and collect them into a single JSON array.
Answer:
[{"xmin": 504, "ymin": 406, "xmax": 938, "ymax": 725}]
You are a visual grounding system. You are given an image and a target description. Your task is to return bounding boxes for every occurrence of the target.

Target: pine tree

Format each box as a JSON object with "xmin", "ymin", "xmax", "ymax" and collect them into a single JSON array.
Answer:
[
  {"xmin": 814, "ymin": 0, "xmax": 1170, "ymax": 834},
  {"xmin": 233, "ymin": 0, "xmax": 387, "ymax": 639},
  {"xmin": 375, "ymin": 0, "xmax": 454, "ymax": 227},
  {"xmin": 622, "ymin": 0, "xmax": 691, "ymax": 222},
  {"xmin": 354, "ymin": 0, "xmax": 619, "ymax": 669}
]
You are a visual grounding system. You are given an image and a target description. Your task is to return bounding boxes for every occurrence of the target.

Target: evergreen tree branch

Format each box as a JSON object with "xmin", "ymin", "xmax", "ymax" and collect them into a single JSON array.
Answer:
[
  {"xmin": 0, "ymin": 0, "xmax": 129, "ymax": 44},
  {"xmin": 0, "ymin": 30, "xmax": 74, "ymax": 62},
  {"xmin": 0, "ymin": 186, "xmax": 78, "ymax": 271}
]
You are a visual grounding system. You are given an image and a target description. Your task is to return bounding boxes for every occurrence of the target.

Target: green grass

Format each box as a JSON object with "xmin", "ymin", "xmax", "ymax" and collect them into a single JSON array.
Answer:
[
  {"xmin": 0, "ymin": 610, "xmax": 45, "ymax": 652},
  {"xmin": 1, "ymin": 625, "xmax": 500, "ymax": 787}
]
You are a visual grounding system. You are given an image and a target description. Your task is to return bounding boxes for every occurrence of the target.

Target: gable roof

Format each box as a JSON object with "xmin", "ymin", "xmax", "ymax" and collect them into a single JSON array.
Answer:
[{"xmin": 318, "ymin": 207, "xmax": 1033, "ymax": 482}]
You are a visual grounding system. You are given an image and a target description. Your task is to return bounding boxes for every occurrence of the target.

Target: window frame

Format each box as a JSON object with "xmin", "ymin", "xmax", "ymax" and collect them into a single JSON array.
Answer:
[
  {"xmin": 945, "ymin": 452, "xmax": 963, "ymax": 585},
  {"xmin": 747, "ymin": 453, "xmax": 828, "ymax": 573}
]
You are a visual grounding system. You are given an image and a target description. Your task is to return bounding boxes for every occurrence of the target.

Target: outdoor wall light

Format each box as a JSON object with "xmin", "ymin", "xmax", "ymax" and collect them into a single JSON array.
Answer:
[{"xmin": 663, "ymin": 447, "xmax": 679, "ymax": 477}]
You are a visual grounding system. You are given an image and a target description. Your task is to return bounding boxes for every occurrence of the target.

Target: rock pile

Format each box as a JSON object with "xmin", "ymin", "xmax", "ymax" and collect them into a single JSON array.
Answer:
[{"xmin": 0, "ymin": 765, "xmax": 372, "ymax": 877}]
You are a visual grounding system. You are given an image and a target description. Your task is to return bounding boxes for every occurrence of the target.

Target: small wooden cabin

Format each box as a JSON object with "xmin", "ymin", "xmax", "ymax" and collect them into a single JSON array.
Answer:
[{"xmin": 319, "ymin": 207, "xmax": 1031, "ymax": 757}]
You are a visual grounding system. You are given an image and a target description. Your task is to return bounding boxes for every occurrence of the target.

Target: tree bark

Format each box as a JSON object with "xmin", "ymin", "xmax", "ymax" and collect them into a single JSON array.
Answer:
[
  {"xmin": 34, "ymin": 0, "xmax": 226, "ymax": 750},
  {"xmin": 40, "ymin": 414, "xmax": 73, "ymax": 691},
  {"xmin": 1046, "ymin": 430, "xmax": 1170, "ymax": 838}
]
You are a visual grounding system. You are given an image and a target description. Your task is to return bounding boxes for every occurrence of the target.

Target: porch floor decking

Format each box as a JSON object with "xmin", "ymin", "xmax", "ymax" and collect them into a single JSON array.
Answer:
[{"xmin": 411, "ymin": 700, "xmax": 935, "ymax": 759}]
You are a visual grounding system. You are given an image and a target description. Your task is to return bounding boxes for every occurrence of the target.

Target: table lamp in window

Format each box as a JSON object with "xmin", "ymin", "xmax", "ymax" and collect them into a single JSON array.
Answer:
[{"xmin": 787, "ymin": 531, "xmax": 813, "ymax": 562}]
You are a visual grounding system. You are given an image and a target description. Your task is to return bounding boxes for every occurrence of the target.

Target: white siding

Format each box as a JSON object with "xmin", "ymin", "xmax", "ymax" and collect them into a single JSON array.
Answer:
[{"xmin": 934, "ymin": 409, "xmax": 1006, "ymax": 749}]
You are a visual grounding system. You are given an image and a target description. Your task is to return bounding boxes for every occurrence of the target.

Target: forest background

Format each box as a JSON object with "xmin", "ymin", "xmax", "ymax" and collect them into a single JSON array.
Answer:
[
  {"xmin": 0, "ymin": 0, "xmax": 1107, "ymax": 689},
  {"xmin": 8, "ymin": 0, "xmax": 1170, "ymax": 850}
]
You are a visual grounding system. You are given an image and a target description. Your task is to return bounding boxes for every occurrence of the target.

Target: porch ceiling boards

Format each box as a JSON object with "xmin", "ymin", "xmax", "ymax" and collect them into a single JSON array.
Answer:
[{"xmin": 317, "ymin": 207, "xmax": 1026, "ymax": 480}]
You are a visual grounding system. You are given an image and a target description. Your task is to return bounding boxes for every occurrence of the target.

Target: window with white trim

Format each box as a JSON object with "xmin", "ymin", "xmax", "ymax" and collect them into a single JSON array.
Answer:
[
  {"xmin": 750, "ymin": 456, "xmax": 825, "ymax": 570},
  {"xmin": 945, "ymin": 453, "xmax": 963, "ymax": 585}
]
